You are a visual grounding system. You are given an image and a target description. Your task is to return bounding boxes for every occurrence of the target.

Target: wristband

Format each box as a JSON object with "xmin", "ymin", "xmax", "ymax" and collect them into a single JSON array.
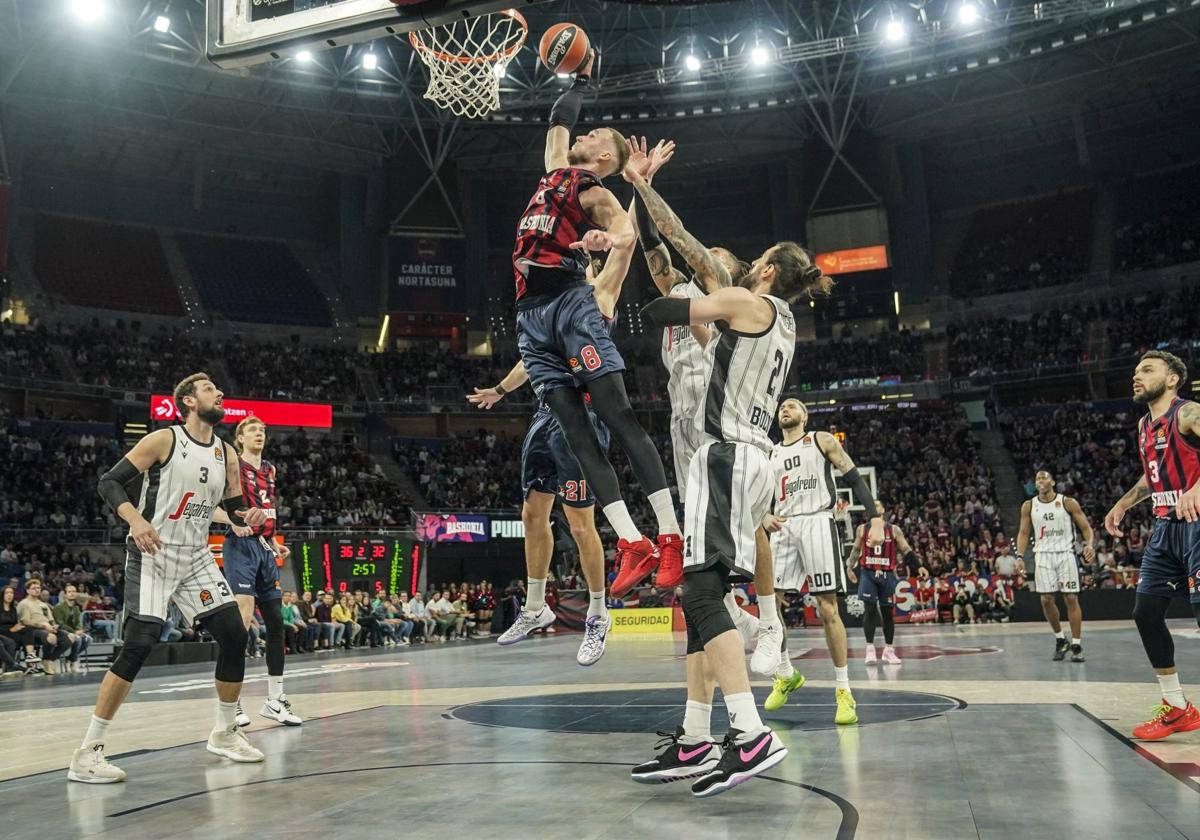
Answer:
[
  {"xmin": 221, "ymin": 497, "xmax": 248, "ymax": 528},
  {"xmin": 495, "ymin": 384, "xmax": 507, "ymax": 396}
]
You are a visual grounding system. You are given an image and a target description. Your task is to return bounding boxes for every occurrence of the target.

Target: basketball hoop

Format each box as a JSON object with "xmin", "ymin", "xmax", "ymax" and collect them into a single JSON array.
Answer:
[{"xmin": 409, "ymin": 9, "xmax": 528, "ymax": 118}]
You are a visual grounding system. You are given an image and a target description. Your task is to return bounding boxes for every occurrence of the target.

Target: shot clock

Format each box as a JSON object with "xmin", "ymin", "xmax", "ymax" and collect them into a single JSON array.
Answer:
[{"xmin": 295, "ymin": 535, "xmax": 421, "ymax": 596}]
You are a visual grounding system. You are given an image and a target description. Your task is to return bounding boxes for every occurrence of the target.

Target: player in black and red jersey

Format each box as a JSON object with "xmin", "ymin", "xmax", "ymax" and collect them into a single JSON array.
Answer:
[
  {"xmin": 220, "ymin": 415, "xmax": 300, "ymax": 728},
  {"xmin": 1104, "ymin": 350, "xmax": 1200, "ymax": 740},
  {"xmin": 847, "ymin": 501, "xmax": 918, "ymax": 666},
  {"xmin": 511, "ymin": 51, "xmax": 683, "ymax": 597}
]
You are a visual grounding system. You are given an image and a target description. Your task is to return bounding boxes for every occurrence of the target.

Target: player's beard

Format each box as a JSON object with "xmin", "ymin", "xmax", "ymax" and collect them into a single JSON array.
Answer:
[
  {"xmin": 198, "ymin": 404, "xmax": 226, "ymax": 425},
  {"xmin": 779, "ymin": 416, "xmax": 803, "ymax": 431},
  {"xmin": 566, "ymin": 148, "xmax": 587, "ymax": 166},
  {"xmin": 1132, "ymin": 381, "xmax": 1166, "ymax": 404}
]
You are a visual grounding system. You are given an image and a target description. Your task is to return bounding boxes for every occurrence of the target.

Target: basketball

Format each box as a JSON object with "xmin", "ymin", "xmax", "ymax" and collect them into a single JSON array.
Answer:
[{"xmin": 538, "ymin": 23, "xmax": 590, "ymax": 74}]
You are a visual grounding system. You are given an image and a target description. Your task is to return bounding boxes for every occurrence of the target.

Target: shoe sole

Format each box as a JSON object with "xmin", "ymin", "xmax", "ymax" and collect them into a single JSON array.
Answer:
[
  {"xmin": 1134, "ymin": 717, "xmax": 1200, "ymax": 740},
  {"xmin": 235, "ymin": 718, "xmax": 251, "ymax": 728},
  {"xmin": 632, "ymin": 759, "xmax": 720, "ymax": 784},
  {"xmin": 206, "ymin": 744, "xmax": 265, "ymax": 763},
  {"xmin": 836, "ymin": 714, "xmax": 859, "ymax": 725},
  {"xmin": 576, "ymin": 637, "xmax": 609, "ymax": 667},
  {"xmin": 497, "ymin": 614, "xmax": 556, "ymax": 646},
  {"xmin": 67, "ymin": 771, "xmax": 124, "ymax": 784},
  {"xmin": 260, "ymin": 711, "xmax": 302, "ymax": 726},
  {"xmin": 691, "ymin": 748, "xmax": 788, "ymax": 798},
  {"xmin": 610, "ymin": 556, "xmax": 661, "ymax": 598}
]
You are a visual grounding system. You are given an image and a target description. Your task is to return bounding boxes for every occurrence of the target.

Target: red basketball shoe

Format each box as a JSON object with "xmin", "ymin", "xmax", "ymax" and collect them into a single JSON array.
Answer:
[
  {"xmin": 1132, "ymin": 700, "xmax": 1200, "ymax": 740},
  {"xmin": 611, "ymin": 537, "xmax": 660, "ymax": 598},
  {"xmin": 655, "ymin": 534, "xmax": 684, "ymax": 588}
]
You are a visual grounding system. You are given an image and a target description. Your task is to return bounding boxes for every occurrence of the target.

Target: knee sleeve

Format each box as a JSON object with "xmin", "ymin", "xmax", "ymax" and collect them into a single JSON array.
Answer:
[
  {"xmin": 881, "ymin": 602, "xmax": 896, "ymax": 645},
  {"xmin": 260, "ymin": 599, "xmax": 286, "ymax": 677},
  {"xmin": 683, "ymin": 565, "xmax": 736, "ymax": 647},
  {"xmin": 1133, "ymin": 593, "xmax": 1175, "ymax": 670},
  {"xmin": 202, "ymin": 604, "xmax": 249, "ymax": 683},
  {"xmin": 544, "ymin": 387, "xmax": 622, "ymax": 506},
  {"xmin": 109, "ymin": 617, "xmax": 161, "ymax": 682}
]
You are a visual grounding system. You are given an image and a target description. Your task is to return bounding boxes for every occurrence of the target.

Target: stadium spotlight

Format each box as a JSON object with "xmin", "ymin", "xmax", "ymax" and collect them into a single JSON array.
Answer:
[
  {"xmin": 958, "ymin": 3, "xmax": 980, "ymax": 24},
  {"xmin": 885, "ymin": 19, "xmax": 906, "ymax": 42},
  {"xmin": 153, "ymin": 15, "xmax": 170, "ymax": 33},
  {"xmin": 297, "ymin": 49, "xmax": 313, "ymax": 62},
  {"xmin": 493, "ymin": 62, "xmax": 508, "ymax": 78},
  {"xmin": 684, "ymin": 54, "xmax": 701, "ymax": 71},
  {"xmin": 69, "ymin": 0, "xmax": 108, "ymax": 23},
  {"xmin": 750, "ymin": 45, "xmax": 769, "ymax": 66},
  {"xmin": 362, "ymin": 52, "xmax": 378, "ymax": 70}
]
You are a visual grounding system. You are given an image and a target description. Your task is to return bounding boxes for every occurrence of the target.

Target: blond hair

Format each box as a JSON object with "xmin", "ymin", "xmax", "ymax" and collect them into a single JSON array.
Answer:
[{"xmin": 235, "ymin": 415, "xmax": 266, "ymax": 453}]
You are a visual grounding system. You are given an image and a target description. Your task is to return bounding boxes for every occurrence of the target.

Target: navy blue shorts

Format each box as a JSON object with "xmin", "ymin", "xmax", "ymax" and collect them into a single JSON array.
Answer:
[
  {"xmin": 516, "ymin": 282, "xmax": 624, "ymax": 399},
  {"xmin": 858, "ymin": 569, "xmax": 899, "ymax": 603},
  {"xmin": 521, "ymin": 407, "xmax": 610, "ymax": 507},
  {"xmin": 222, "ymin": 535, "xmax": 282, "ymax": 602},
  {"xmin": 1137, "ymin": 518, "xmax": 1200, "ymax": 603}
]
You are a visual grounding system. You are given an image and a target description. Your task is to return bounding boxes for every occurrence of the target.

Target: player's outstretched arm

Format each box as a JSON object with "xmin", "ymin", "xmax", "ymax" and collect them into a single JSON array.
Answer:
[
  {"xmin": 623, "ymin": 137, "xmax": 680, "ymax": 296},
  {"xmin": 623, "ymin": 164, "xmax": 731, "ymax": 291},
  {"xmin": 97, "ymin": 428, "xmax": 173, "ymax": 555},
  {"xmin": 589, "ymin": 238, "xmax": 636, "ymax": 319},
  {"xmin": 467, "ymin": 361, "xmax": 529, "ymax": 409},
  {"xmin": 1064, "ymin": 497, "xmax": 1096, "ymax": 561},
  {"xmin": 1105, "ymin": 476, "xmax": 1150, "ymax": 537},
  {"xmin": 815, "ymin": 432, "xmax": 885, "ymax": 545},
  {"xmin": 545, "ymin": 51, "xmax": 595, "ymax": 171},
  {"xmin": 1016, "ymin": 500, "xmax": 1033, "ymax": 557},
  {"xmin": 641, "ymin": 285, "xmax": 773, "ymax": 334}
]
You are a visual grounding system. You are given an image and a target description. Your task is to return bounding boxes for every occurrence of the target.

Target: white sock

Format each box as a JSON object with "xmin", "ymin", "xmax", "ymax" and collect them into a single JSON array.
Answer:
[
  {"xmin": 723, "ymin": 692, "xmax": 765, "ymax": 736},
  {"xmin": 776, "ymin": 658, "xmax": 795, "ymax": 679},
  {"xmin": 268, "ymin": 676, "xmax": 284, "ymax": 701},
  {"xmin": 1054, "ymin": 630, "xmax": 1065, "ymax": 640},
  {"xmin": 1071, "ymin": 638, "xmax": 1081, "ymax": 647},
  {"xmin": 602, "ymin": 501, "xmax": 642, "ymax": 544},
  {"xmin": 647, "ymin": 489, "xmax": 681, "ymax": 537},
  {"xmin": 834, "ymin": 665, "xmax": 850, "ymax": 692},
  {"xmin": 587, "ymin": 590, "xmax": 608, "ymax": 619},
  {"xmin": 216, "ymin": 700, "xmax": 238, "ymax": 729},
  {"xmin": 1158, "ymin": 672, "xmax": 1186, "ymax": 709},
  {"xmin": 526, "ymin": 578, "xmax": 547, "ymax": 613},
  {"xmin": 682, "ymin": 700, "xmax": 712, "ymax": 742},
  {"xmin": 81, "ymin": 714, "xmax": 111, "ymax": 748},
  {"xmin": 758, "ymin": 594, "xmax": 779, "ymax": 626}
]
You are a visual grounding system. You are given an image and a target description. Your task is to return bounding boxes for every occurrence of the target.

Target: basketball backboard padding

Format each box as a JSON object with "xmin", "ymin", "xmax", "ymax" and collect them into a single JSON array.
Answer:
[{"xmin": 207, "ymin": 0, "xmax": 540, "ymax": 69}]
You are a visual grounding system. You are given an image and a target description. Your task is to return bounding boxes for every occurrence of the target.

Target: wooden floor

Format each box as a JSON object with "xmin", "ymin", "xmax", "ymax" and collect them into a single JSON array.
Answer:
[{"xmin": 3, "ymin": 620, "xmax": 1200, "ymax": 839}]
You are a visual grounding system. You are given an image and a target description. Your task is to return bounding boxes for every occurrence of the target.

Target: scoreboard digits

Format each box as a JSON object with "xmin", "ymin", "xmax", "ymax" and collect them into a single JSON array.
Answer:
[{"xmin": 297, "ymin": 535, "xmax": 421, "ymax": 596}]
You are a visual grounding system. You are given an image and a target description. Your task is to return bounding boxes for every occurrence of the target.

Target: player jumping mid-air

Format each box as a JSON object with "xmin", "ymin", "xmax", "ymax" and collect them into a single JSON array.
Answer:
[
  {"xmin": 68, "ymin": 373, "xmax": 268, "ymax": 783},
  {"xmin": 1018, "ymin": 469, "xmax": 1094, "ymax": 663},
  {"xmin": 1104, "ymin": 350, "xmax": 1200, "ymax": 740}
]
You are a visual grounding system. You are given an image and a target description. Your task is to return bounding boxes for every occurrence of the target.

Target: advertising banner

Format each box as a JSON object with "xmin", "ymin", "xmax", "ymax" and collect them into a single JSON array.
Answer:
[
  {"xmin": 150, "ymin": 395, "xmax": 333, "ymax": 429},
  {"xmin": 387, "ymin": 234, "xmax": 467, "ymax": 313},
  {"xmin": 416, "ymin": 513, "xmax": 489, "ymax": 543},
  {"xmin": 813, "ymin": 245, "xmax": 890, "ymax": 276},
  {"xmin": 610, "ymin": 608, "xmax": 674, "ymax": 635}
]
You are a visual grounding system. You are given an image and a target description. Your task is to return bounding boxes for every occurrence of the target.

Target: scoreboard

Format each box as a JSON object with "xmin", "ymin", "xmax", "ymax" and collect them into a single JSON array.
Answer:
[{"xmin": 295, "ymin": 535, "xmax": 421, "ymax": 596}]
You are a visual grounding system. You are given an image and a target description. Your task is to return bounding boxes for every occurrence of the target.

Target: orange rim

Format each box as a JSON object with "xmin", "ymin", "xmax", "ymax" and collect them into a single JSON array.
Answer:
[{"xmin": 409, "ymin": 9, "xmax": 528, "ymax": 66}]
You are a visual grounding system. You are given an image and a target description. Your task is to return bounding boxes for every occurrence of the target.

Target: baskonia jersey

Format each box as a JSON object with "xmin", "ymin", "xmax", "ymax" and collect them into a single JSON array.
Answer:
[
  {"xmin": 512, "ymin": 167, "xmax": 602, "ymax": 302},
  {"xmin": 770, "ymin": 433, "xmax": 836, "ymax": 516},
  {"xmin": 236, "ymin": 457, "xmax": 277, "ymax": 540},
  {"xmin": 861, "ymin": 523, "xmax": 898, "ymax": 571},
  {"xmin": 696, "ymin": 294, "xmax": 796, "ymax": 454},
  {"xmin": 140, "ymin": 426, "xmax": 227, "ymax": 549},
  {"xmin": 1030, "ymin": 493, "xmax": 1074, "ymax": 554},
  {"xmin": 1138, "ymin": 398, "xmax": 1200, "ymax": 518},
  {"xmin": 661, "ymin": 279, "xmax": 709, "ymax": 422}
]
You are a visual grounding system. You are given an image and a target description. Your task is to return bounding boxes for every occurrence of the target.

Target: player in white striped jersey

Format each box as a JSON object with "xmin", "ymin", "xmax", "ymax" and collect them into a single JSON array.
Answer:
[
  {"xmin": 625, "ymin": 137, "xmax": 758, "ymax": 644},
  {"xmin": 630, "ymin": 158, "xmax": 835, "ymax": 797},
  {"xmin": 1017, "ymin": 469, "xmax": 1095, "ymax": 662},
  {"xmin": 760, "ymin": 399, "xmax": 885, "ymax": 725},
  {"xmin": 68, "ymin": 373, "xmax": 268, "ymax": 784}
]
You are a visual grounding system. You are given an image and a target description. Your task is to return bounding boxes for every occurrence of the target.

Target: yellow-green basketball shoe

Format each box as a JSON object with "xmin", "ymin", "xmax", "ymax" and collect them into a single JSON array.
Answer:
[
  {"xmin": 835, "ymin": 687, "xmax": 858, "ymax": 725},
  {"xmin": 764, "ymin": 671, "xmax": 806, "ymax": 712}
]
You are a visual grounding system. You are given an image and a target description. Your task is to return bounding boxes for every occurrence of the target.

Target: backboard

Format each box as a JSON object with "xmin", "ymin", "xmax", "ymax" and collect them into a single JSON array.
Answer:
[{"xmin": 206, "ymin": 0, "xmax": 533, "ymax": 69}]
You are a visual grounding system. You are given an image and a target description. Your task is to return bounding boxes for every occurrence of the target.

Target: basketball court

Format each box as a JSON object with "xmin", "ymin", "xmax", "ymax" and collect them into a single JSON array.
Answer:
[{"xmin": 4, "ymin": 621, "xmax": 1199, "ymax": 839}]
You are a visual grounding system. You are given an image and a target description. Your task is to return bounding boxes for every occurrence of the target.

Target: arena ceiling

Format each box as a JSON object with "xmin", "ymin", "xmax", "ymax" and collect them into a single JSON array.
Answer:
[{"xmin": 0, "ymin": 0, "xmax": 1198, "ymax": 192}]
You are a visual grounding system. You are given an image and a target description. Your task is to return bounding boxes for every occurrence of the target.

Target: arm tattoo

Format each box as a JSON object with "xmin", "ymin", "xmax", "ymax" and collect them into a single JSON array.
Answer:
[
  {"xmin": 1120, "ymin": 479, "xmax": 1152, "ymax": 507},
  {"xmin": 1180, "ymin": 402, "xmax": 1200, "ymax": 435},
  {"xmin": 820, "ymin": 434, "xmax": 855, "ymax": 472},
  {"xmin": 633, "ymin": 179, "xmax": 730, "ymax": 290},
  {"xmin": 647, "ymin": 246, "xmax": 672, "ymax": 282}
]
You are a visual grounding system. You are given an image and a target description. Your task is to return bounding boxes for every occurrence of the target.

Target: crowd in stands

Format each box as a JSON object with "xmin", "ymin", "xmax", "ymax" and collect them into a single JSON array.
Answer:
[
  {"xmin": 0, "ymin": 322, "xmax": 63, "ymax": 381},
  {"xmin": 949, "ymin": 190, "xmax": 1095, "ymax": 296},
  {"xmin": 394, "ymin": 430, "xmax": 524, "ymax": 511},
  {"xmin": 229, "ymin": 340, "xmax": 367, "ymax": 403},
  {"xmin": 945, "ymin": 308, "xmax": 1095, "ymax": 378},
  {"xmin": 1114, "ymin": 165, "xmax": 1200, "ymax": 272}
]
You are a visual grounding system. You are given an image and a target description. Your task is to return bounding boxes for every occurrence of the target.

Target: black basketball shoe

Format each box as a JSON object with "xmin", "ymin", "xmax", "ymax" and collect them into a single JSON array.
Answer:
[
  {"xmin": 690, "ymin": 728, "xmax": 788, "ymax": 798},
  {"xmin": 1052, "ymin": 638, "xmax": 1069, "ymax": 661},
  {"xmin": 631, "ymin": 728, "xmax": 722, "ymax": 784},
  {"xmin": 1070, "ymin": 643, "xmax": 1085, "ymax": 663}
]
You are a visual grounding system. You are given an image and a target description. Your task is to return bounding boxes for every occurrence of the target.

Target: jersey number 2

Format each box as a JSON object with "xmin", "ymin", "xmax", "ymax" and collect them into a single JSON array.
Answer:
[{"xmin": 766, "ymin": 349, "xmax": 785, "ymax": 397}]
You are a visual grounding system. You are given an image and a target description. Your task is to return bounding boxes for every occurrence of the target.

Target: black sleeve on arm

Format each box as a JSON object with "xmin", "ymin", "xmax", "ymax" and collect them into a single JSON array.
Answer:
[
  {"xmin": 548, "ymin": 74, "xmax": 590, "ymax": 130},
  {"xmin": 842, "ymin": 467, "xmax": 877, "ymax": 514},
  {"xmin": 641, "ymin": 296, "xmax": 692, "ymax": 327},
  {"xmin": 97, "ymin": 457, "xmax": 141, "ymax": 513},
  {"xmin": 634, "ymin": 198, "xmax": 663, "ymax": 251},
  {"xmin": 221, "ymin": 497, "xmax": 248, "ymax": 528}
]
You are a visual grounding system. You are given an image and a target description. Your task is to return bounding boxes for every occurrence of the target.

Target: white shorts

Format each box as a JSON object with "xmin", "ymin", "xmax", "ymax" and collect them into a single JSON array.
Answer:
[
  {"xmin": 683, "ymin": 441, "xmax": 774, "ymax": 578},
  {"xmin": 124, "ymin": 540, "xmax": 236, "ymax": 624},
  {"xmin": 771, "ymin": 512, "xmax": 846, "ymax": 594},
  {"xmin": 1034, "ymin": 551, "xmax": 1080, "ymax": 593},
  {"xmin": 670, "ymin": 414, "xmax": 704, "ymax": 496}
]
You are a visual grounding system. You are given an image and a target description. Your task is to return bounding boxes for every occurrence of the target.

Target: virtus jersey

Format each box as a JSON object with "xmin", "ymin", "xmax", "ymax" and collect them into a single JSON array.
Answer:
[
  {"xmin": 770, "ymin": 432, "xmax": 837, "ymax": 516},
  {"xmin": 139, "ymin": 426, "xmax": 227, "ymax": 549},
  {"xmin": 1030, "ymin": 493, "xmax": 1075, "ymax": 554},
  {"xmin": 661, "ymin": 280, "xmax": 709, "ymax": 421},
  {"xmin": 1138, "ymin": 398, "xmax": 1200, "ymax": 518}
]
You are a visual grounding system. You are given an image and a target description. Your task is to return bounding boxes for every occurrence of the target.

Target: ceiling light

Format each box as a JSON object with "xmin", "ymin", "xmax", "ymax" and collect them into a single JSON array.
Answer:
[
  {"xmin": 153, "ymin": 15, "xmax": 170, "ymax": 33},
  {"xmin": 362, "ymin": 52, "xmax": 378, "ymax": 70},
  {"xmin": 297, "ymin": 50, "xmax": 313, "ymax": 62},
  {"xmin": 750, "ymin": 45, "xmax": 769, "ymax": 65},
  {"xmin": 684, "ymin": 54, "xmax": 701, "ymax": 71},
  {"xmin": 885, "ymin": 20, "xmax": 906, "ymax": 41},
  {"xmin": 493, "ymin": 63, "xmax": 507, "ymax": 78},
  {"xmin": 69, "ymin": 0, "xmax": 108, "ymax": 23},
  {"xmin": 958, "ymin": 3, "xmax": 980, "ymax": 24}
]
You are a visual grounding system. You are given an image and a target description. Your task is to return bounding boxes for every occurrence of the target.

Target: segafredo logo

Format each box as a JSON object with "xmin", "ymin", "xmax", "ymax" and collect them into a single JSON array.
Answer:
[{"xmin": 167, "ymin": 492, "xmax": 214, "ymax": 522}]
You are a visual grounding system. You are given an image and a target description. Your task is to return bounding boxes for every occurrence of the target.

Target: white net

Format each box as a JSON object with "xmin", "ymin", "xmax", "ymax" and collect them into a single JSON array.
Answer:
[{"xmin": 409, "ymin": 10, "xmax": 528, "ymax": 118}]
